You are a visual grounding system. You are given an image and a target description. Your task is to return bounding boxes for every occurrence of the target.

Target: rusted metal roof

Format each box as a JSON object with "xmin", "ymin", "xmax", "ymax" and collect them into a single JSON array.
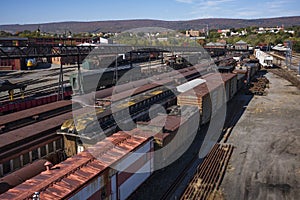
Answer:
[
  {"xmin": 0, "ymin": 132, "xmax": 150, "ymax": 200},
  {"xmin": 141, "ymin": 115, "xmax": 182, "ymax": 132},
  {"xmin": 111, "ymin": 83, "xmax": 161, "ymax": 102},
  {"xmin": 82, "ymin": 65, "xmax": 209, "ymax": 107},
  {"xmin": 233, "ymin": 69, "xmax": 247, "ymax": 74},
  {"xmin": 0, "ymin": 112, "xmax": 72, "ymax": 154},
  {"xmin": 0, "ymin": 100, "xmax": 71, "ymax": 127},
  {"xmin": 0, "ymin": 159, "xmax": 48, "ymax": 194},
  {"xmin": 220, "ymin": 73, "xmax": 237, "ymax": 82}
]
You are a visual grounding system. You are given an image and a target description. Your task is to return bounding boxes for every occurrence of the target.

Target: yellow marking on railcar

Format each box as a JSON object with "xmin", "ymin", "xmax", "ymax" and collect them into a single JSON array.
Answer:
[
  {"xmin": 116, "ymin": 101, "xmax": 135, "ymax": 109},
  {"xmin": 61, "ymin": 119, "xmax": 74, "ymax": 131},
  {"xmin": 150, "ymin": 90, "xmax": 163, "ymax": 95},
  {"xmin": 95, "ymin": 107, "xmax": 104, "ymax": 114}
]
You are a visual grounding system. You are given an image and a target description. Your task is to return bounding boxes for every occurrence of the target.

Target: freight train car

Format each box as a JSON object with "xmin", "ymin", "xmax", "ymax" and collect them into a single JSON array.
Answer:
[
  {"xmin": 0, "ymin": 132, "xmax": 154, "ymax": 200},
  {"xmin": 59, "ymin": 85, "xmax": 176, "ymax": 151},
  {"xmin": 82, "ymin": 51, "xmax": 160, "ymax": 70},
  {"xmin": 177, "ymin": 73, "xmax": 237, "ymax": 125},
  {"xmin": 70, "ymin": 64, "xmax": 142, "ymax": 94},
  {"xmin": 137, "ymin": 106, "xmax": 200, "ymax": 169}
]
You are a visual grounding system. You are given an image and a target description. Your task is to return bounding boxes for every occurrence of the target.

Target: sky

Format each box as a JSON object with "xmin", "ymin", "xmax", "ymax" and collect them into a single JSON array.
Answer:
[{"xmin": 0, "ymin": 0, "xmax": 300, "ymax": 25}]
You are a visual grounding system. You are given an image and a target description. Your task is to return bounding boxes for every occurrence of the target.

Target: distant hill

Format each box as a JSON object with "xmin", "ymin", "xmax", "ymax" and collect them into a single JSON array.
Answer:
[{"xmin": 1, "ymin": 16, "xmax": 300, "ymax": 33}]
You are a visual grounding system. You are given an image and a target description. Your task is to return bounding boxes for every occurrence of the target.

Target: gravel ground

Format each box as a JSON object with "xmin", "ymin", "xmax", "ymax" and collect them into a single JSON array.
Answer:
[{"xmin": 221, "ymin": 72, "xmax": 300, "ymax": 200}]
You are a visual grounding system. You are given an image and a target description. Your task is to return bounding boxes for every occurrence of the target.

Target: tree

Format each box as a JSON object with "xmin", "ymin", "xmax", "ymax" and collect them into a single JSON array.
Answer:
[
  {"xmin": 0, "ymin": 31, "xmax": 13, "ymax": 37},
  {"xmin": 293, "ymin": 41, "xmax": 300, "ymax": 53}
]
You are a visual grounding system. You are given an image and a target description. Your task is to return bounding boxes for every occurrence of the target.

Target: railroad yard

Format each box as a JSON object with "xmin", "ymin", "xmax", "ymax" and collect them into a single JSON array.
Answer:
[
  {"xmin": 0, "ymin": 45, "xmax": 299, "ymax": 200},
  {"xmin": 1, "ymin": 0, "xmax": 300, "ymax": 197}
]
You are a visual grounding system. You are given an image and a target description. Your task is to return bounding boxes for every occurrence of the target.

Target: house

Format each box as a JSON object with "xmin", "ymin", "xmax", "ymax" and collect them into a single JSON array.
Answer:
[
  {"xmin": 235, "ymin": 40, "xmax": 248, "ymax": 50},
  {"xmin": 204, "ymin": 42, "xmax": 226, "ymax": 49}
]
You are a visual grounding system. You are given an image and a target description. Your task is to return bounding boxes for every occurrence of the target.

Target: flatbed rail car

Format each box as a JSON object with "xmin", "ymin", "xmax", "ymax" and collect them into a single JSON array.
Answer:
[
  {"xmin": 60, "ymin": 85, "xmax": 177, "ymax": 143},
  {"xmin": 0, "ymin": 100, "xmax": 72, "ymax": 133},
  {"xmin": 0, "ymin": 112, "xmax": 72, "ymax": 178}
]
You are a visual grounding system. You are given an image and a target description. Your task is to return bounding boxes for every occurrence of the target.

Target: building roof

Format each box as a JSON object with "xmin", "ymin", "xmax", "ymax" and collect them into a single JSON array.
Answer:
[
  {"xmin": 235, "ymin": 40, "xmax": 247, "ymax": 45},
  {"xmin": 205, "ymin": 42, "xmax": 225, "ymax": 46},
  {"xmin": 272, "ymin": 45, "xmax": 289, "ymax": 52},
  {"xmin": 0, "ymin": 132, "xmax": 151, "ymax": 200},
  {"xmin": 0, "ymin": 37, "xmax": 28, "ymax": 41}
]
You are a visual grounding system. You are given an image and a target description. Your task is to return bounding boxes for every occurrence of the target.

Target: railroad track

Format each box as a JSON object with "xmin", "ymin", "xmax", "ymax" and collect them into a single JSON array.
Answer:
[
  {"xmin": 159, "ymin": 82, "xmax": 244, "ymax": 200},
  {"xmin": 0, "ymin": 66, "xmax": 76, "ymax": 100},
  {"xmin": 0, "ymin": 80, "xmax": 70, "ymax": 102},
  {"xmin": 0, "ymin": 66, "xmax": 76, "ymax": 80},
  {"xmin": 268, "ymin": 67, "xmax": 300, "ymax": 90},
  {"xmin": 160, "ymin": 155, "xmax": 199, "ymax": 200},
  {"xmin": 22, "ymin": 80, "xmax": 69, "ymax": 96},
  {"xmin": 180, "ymin": 143, "xmax": 234, "ymax": 200}
]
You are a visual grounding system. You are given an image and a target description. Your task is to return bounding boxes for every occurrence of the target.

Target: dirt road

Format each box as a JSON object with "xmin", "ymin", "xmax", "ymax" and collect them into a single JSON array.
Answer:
[{"xmin": 221, "ymin": 72, "xmax": 300, "ymax": 200}]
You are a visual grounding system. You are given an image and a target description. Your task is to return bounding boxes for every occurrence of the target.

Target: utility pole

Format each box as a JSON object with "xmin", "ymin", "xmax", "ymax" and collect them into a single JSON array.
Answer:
[
  {"xmin": 58, "ymin": 62, "xmax": 64, "ymax": 100},
  {"xmin": 206, "ymin": 24, "xmax": 209, "ymax": 38},
  {"xmin": 114, "ymin": 54, "xmax": 118, "ymax": 84},
  {"xmin": 285, "ymin": 40, "xmax": 292, "ymax": 69},
  {"xmin": 77, "ymin": 53, "xmax": 82, "ymax": 95}
]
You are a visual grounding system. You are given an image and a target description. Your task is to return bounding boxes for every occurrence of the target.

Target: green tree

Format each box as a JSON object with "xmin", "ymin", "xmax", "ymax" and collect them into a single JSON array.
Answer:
[
  {"xmin": 0, "ymin": 31, "xmax": 13, "ymax": 37},
  {"xmin": 293, "ymin": 41, "xmax": 300, "ymax": 53}
]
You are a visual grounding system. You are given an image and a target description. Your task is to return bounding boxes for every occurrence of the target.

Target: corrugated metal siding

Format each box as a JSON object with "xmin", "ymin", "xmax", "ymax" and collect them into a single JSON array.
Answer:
[
  {"xmin": 201, "ymin": 94, "xmax": 212, "ymax": 124},
  {"xmin": 111, "ymin": 174, "xmax": 117, "ymax": 200},
  {"xmin": 116, "ymin": 139, "xmax": 153, "ymax": 200},
  {"xmin": 114, "ymin": 140, "xmax": 151, "ymax": 172},
  {"xmin": 225, "ymin": 80, "xmax": 230, "ymax": 102},
  {"xmin": 237, "ymin": 73, "xmax": 246, "ymax": 91},
  {"xmin": 70, "ymin": 176, "xmax": 104, "ymax": 200},
  {"xmin": 118, "ymin": 160, "xmax": 152, "ymax": 200},
  {"xmin": 231, "ymin": 75, "xmax": 238, "ymax": 98}
]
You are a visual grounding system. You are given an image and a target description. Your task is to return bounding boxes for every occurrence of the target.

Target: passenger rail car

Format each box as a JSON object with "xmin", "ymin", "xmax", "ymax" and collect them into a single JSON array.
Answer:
[{"xmin": 63, "ymin": 61, "xmax": 217, "ymax": 143}]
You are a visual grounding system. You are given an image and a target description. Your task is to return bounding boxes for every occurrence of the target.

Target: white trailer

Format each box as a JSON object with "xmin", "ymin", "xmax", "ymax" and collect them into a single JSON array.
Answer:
[{"xmin": 255, "ymin": 49, "xmax": 273, "ymax": 68}]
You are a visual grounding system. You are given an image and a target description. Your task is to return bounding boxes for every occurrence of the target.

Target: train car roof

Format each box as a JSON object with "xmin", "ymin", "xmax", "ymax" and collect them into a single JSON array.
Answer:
[{"xmin": 0, "ymin": 132, "xmax": 151, "ymax": 200}]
